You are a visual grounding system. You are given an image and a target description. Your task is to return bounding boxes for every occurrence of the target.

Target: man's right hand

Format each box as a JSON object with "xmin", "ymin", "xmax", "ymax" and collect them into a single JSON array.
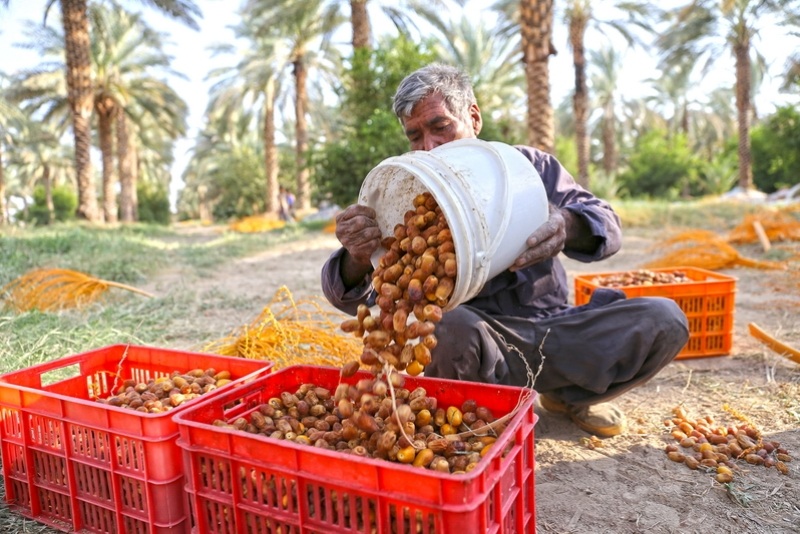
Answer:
[{"xmin": 335, "ymin": 205, "xmax": 382, "ymax": 286}]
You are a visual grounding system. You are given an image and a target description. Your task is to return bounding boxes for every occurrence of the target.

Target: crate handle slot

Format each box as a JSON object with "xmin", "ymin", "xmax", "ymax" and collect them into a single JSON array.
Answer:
[{"xmin": 39, "ymin": 363, "xmax": 81, "ymax": 387}]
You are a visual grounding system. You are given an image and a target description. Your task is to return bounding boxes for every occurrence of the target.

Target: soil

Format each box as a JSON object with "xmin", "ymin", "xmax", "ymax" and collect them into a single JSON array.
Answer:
[
  {"xmin": 11, "ymin": 223, "xmax": 800, "ymax": 533},
  {"xmin": 153, "ymin": 224, "xmax": 798, "ymax": 534}
]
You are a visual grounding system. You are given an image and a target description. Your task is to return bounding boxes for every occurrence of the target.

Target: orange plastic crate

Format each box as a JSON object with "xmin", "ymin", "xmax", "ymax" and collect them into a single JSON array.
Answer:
[
  {"xmin": 574, "ymin": 266, "xmax": 736, "ymax": 359},
  {"xmin": 0, "ymin": 344, "xmax": 273, "ymax": 534},
  {"xmin": 174, "ymin": 365, "xmax": 538, "ymax": 534}
]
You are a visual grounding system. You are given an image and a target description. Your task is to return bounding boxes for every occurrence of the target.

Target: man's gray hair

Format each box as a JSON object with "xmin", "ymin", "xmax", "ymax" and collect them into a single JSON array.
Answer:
[{"xmin": 392, "ymin": 63, "xmax": 477, "ymax": 124}]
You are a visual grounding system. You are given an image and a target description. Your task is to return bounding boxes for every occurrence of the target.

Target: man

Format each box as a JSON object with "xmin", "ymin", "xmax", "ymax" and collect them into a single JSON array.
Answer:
[{"xmin": 321, "ymin": 63, "xmax": 689, "ymax": 438}]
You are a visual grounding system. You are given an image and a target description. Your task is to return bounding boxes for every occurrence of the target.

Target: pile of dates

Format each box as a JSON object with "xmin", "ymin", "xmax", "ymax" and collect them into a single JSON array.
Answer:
[
  {"xmin": 664, "ymin": 405, "xmax": 791, "ymax": 482},
  {"xmin": 214, "ymin": 375, "xmax": 507, "ymax": 474},
  {"xmin": 95, "ymin": 368, "xmax": 232, "ymax": 413}
]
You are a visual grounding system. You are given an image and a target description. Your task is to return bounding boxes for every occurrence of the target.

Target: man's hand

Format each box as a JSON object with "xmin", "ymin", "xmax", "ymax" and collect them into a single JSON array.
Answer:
[
  {"xmin": 335, "ymin": 204, "xmax": 382, "ymax": 266},
  {"xmin": 509, "ymin": 206, "xmax": 567, "ymax": 272}
]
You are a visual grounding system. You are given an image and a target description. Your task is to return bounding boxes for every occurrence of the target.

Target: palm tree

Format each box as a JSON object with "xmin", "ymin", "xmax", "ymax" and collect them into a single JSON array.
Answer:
[
  {"xmin": 563, "ymin": 1, "xmax": 647, "ymax": 187},
  {"xmin": 5, "ymin": 124, "xmax": 74, "ymax": 224},
  {"xmin": 588, "ymin": 46, "xmax": 622, "ymax": 177},
  {"xmin": 1, "ymin": 0, "xmax": 201, "ymax": 222},
  {"xmin": 245, "ymin": 0, "xmax": 346, "ymax": 212},
  {"xmin": 691, "ymin": 87, "xmax": 737, "ymax": 161},
  {"xmin": 342, "ymin": 0, "xmax": 458, "ymax": 50},
  {"xmin": 0, "ymin": 74, "xmax": 25, "ymax": 224},
  {"xmin": 411, "ymin": 8, "xmax": 526, "ymax": 126},
  {"xmin": 8, "ymin": 9, "xmax": 187, "ymax": 223},
  {"xmin": 206, "ymin": 21, "xmax": 290, "ymax": 217},
  {"xmin": 781, "ymin": 53, "xmax": 800, "ymax": 92},
  {"xmin": 643, "ymin": 59, "xmax": 694, "ymax": 138},
  {"xmin": 656, "ymin": 0, "xmax": 800, "ymax": 192},
  {"xmin": 493, "ymin": 0, "xmax": 556, "ymax": 152},
  {"xmin": 88, "ymin": 2, "xmax": 186, "ymax": 222},
  {"xmin": 54, "ymin": 0, "xmax": 100, "ymax": 221}
]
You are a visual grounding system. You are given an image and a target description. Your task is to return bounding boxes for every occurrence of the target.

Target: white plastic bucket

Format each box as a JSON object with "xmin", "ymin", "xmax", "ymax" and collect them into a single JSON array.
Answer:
[{"xmin": 359, "ymin": 138, "xmax": 549, "ymax": 311}]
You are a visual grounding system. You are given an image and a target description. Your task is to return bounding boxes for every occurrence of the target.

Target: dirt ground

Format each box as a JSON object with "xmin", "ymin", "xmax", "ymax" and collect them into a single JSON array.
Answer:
[{"xmin": 140, "ymin": 222, "xmax": 799, "ymax": 534}]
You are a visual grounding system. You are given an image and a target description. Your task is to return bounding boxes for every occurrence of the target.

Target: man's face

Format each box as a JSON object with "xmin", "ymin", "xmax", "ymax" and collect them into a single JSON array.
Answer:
[{"xmin": 402, "ymin": 92, "xmax": 481, "ymax": 151}]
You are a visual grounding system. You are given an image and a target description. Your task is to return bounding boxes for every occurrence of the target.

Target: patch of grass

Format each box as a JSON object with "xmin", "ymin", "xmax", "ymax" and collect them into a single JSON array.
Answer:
[
  {"xmin": 0, "ymin": 221, "xmax": 326, "ymax": 371},
  {"xmin": 0, "ymin": 223, "xmax": 173, "ymax": 285},
  {"xmin": 0, "ymin": 221, "xmax": 323, "ymax": 284},
  {"xmin": 616, "ymin": 198, "xmax": 769, "ymax": 231}
]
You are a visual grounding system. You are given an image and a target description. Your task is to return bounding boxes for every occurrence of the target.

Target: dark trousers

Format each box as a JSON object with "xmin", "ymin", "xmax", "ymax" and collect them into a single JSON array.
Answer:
[{"xmin": 425, "ymin": 290, "xmax": 690, "ymax": 407}]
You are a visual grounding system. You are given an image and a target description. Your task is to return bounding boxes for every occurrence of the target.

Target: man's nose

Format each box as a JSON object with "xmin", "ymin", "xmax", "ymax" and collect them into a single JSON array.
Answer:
[{"xmin": 422, "ymin": 136, "xmax": 440, "ymax": 151}]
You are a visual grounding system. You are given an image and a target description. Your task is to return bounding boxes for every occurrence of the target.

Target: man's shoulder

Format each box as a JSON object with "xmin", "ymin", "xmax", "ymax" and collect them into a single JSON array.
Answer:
[
  {"xmin": 512, "ymin": 144, "xmax": 550, "ymax": 161},
  {"xmin": 511, "ymin": 145, "xmax": 560, "ymax": 175}
]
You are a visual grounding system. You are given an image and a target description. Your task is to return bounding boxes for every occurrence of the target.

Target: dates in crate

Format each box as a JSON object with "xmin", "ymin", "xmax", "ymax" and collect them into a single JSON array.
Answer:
[
  {"xmin": 592, "ymin": 269, "xmax": 690, "ymax": 287},
  {"xmin": 213, "ymin": 378, "xmax": 508, "ymax": 474},
  {"xmin": 95, "ymin": 368, "xmax": 232, "ymax": 413}
]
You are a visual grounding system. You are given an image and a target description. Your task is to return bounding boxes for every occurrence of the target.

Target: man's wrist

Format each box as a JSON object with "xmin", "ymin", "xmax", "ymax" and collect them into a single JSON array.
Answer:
[
  {"xmin": 340, "ymin": 250, "xmax": 374, "ymax": 289},
  {"xmin": 561, "ymin": 208, "xmax": 598, "ymax": 253}
]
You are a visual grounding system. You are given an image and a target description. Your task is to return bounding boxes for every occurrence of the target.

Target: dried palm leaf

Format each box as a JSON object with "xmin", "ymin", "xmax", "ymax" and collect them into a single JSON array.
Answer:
[
  {"xmin": 728, "ymin": 212, "xmax": 800, "ymax": 244},
  {"xmin": 201, "ymin": 286, "xmax": 361, "ymax": 369},
  {"xmin": 643, "ymin": 230, "xmax": 786, "ymax": 271},
  {"xmin": 748, "ymin": 322, "xmax": 800, "ymax": 365},
  {"xmin": 1, "ymin": 268, "xmax": 154, "ymax": 313}
]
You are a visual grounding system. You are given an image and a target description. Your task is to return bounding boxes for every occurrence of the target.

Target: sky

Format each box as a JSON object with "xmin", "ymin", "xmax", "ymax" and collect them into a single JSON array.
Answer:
[{"xmin": 1, "ymin": 0, "xmax": 797, "ymax": 205}]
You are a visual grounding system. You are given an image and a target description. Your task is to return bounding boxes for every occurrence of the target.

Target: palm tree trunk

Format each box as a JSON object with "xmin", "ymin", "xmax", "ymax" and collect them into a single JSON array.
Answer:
[
  {"xmin": 0, "ymin": 143, "xmax": 7, "ymax": 225},
  {"xmin": 97, "ymin": 96, "xmax": 117, "ymax": 223},
  {"xmin": 569, "ymin": 7, "xmax": 589, "ymax": 187},
  {"xmin": 294, "ymin": 54, "xmax": 310, "ymax": 211},
  {"xmin": 350, "ymin": 0, "xmax": 371, "ymax": 49},
  {"xmin": 131, "ymin": 144, "xmax": 139, "ymax": 220},
  {"xmin": 43, "ymin": 163, "xmax": 54, "ymax": 224},
  {"xmin": 601, "ymin": 105, "xmax": 616, "ymax": 176},
  {"xmin": 520, "ymin": 0, "xmax": 556, "ymax": 153},
  {"xmin": 60, "ymin": 0, "xmax": 101, "ymax": 222},
  {"xmin": 264, "ymin": 79, "xmax": 279, "ymax": 216},
  {"xmin": 734, "ymin": 40, "xmax": 753, "ymax": 191},
  {"xmin": 680, "ymin": 101, "xmax": 689, "ymax": 135},
  {"xmin": 117, "ymin": 107, "xmax": 136, "ymax": 222}
]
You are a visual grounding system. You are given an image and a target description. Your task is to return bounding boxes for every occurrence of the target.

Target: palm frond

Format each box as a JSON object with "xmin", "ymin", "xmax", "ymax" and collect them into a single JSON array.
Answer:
[{"xmin": 1, "ymin": 268, "xmax": 154, "ymax": 313}]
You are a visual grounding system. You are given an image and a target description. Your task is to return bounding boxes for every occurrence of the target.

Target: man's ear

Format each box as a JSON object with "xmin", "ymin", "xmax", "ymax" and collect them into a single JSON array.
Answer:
[{"xmin": 470, "ymin": 103, "xmax": 483, "ymax": 136}]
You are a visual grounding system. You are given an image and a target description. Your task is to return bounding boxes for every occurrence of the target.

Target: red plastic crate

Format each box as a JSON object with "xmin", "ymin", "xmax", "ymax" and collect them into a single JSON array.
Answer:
[
  {"xmin": 574, "ymin": 266, "xmax": 736, "ymax": 359},
  {"xmin": 0, "ymin": 344, "xmax": 273, "ymax": 533},
  {"xmin": 174, "ymin": 365, "xmax": 538, "ymax": 534}
]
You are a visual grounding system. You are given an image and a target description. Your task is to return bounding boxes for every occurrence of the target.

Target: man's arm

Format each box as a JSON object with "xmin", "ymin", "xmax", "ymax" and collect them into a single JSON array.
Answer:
[
  {"xmin": 516, "ymin": 145, "xmax": 622, "ymax": 261},
  {"xmin": 561, "ymin": 206, "xmax": 602, "ymax": 253}
]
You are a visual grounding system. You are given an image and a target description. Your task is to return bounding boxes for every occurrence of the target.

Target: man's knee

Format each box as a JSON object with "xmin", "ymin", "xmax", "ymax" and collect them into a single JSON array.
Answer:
[
  {"xmin": 424, "ymin": 307, "xmax": 482, "ymax": 380},
  {"xmin": 647, "ymin": 297, "xmax": 690, "ymax": 344}
]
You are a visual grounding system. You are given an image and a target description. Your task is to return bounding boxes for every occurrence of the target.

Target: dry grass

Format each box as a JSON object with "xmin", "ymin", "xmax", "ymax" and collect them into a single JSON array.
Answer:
[{"xmin": 200, "ymin": 286, "xmax": 361, "ymax": 370}]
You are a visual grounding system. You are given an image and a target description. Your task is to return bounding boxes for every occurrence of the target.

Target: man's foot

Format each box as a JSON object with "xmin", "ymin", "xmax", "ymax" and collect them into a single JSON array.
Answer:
[
  {"xmin": 538, "ymin": 394, "xmax": 627, "ymax": 438},
  {"xmin": 538, "ymin": 393, "xmax": 570, "ymax": 414}
]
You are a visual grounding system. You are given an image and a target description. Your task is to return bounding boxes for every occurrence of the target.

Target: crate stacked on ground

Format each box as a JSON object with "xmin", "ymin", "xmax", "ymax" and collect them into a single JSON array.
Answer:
[
  {"xmin": 0, "ymin": 344, "xmax": 273, "ymax": 534},
  {"xmin": 574, "ymin": 266, "xmax": 737, "ymax": 359},
  {"xmin": 173, "ymin": 365, "xmax": 538, "ymax": 534}
]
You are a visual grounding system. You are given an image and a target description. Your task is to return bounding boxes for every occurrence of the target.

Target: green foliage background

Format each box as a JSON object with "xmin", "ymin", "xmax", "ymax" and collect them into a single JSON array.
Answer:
[
  {"xmin": 750, "ymin": 105, "xmax": 800, "ymax": 193},
  {"xmin": 312, "ymin": 38, "xmax": 437, "ymax": 208}
]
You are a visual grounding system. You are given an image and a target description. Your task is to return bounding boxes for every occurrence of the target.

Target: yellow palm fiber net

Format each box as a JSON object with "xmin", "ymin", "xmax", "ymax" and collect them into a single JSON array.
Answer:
[
  {"xmin": 642, "ymin": 230, "xmax": 786, "ymax": 271},
  {"xmin": 229, "ymin": 215, "xmax": 286, "ymax": 233},
  {"xmin": 727, "ymin": 211, "xmax": 800, "ymax": 244},
  {"xmin": 1, "ymin": 268, "xmax": 155, "ymax": 313},
  {"xmin": 201, "ymin": 286, "xmax": 361, "ymax": 369}
]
